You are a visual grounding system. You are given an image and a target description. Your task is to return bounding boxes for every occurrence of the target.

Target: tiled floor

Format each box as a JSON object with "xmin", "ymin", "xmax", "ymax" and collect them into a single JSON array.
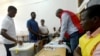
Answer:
[{"xmin": 0, "ymin": 44, "xmax": 6, "ymax": 56}]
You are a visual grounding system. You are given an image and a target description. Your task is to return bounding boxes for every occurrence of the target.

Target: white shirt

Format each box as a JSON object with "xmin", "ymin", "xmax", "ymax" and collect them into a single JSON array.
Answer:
[
  {"xmin": 1, "ymin": 16, "xmax": 16, "ymax": 44},
  {"xmin": 39, "ymin": 25, "xmax": 48, "ymax": 34},
  {"xmin": 59, "ymin": 12, "xmax": 78, "ymax": 40}
]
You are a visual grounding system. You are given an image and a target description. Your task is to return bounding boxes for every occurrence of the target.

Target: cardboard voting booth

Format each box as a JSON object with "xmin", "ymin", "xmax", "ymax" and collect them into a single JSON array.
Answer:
[{"xmin": 9, "ymin": 43, "xmax": 34, "ymax": 56}]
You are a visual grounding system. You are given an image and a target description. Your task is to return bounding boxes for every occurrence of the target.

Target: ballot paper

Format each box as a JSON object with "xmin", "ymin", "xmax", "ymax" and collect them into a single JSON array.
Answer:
[{"xmin": 44, "ymin": 41, "xmax": 71, "ymax": 53}]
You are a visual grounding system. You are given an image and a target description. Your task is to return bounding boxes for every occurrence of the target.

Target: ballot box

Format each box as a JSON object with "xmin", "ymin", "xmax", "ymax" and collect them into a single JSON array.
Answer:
[{"xmin": 9, "ymin": 43, "xmax": 34, "ymax": 56}]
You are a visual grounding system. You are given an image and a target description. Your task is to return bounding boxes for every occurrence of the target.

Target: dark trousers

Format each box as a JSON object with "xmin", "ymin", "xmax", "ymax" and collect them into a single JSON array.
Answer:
[
  {"xmin": 70, "ymin": 31, "xmax": 81, "ymax": 53},
  {"xmin": 41, "ymin": 36, "xmax": 50, "ymax": 44},
  {"xmin": 4, "ymin": 44, "xmax": 15, "ymax": 56},
  {"xmin": 63, "ymin": 31, "xmax": 82, "ymax": 56}
]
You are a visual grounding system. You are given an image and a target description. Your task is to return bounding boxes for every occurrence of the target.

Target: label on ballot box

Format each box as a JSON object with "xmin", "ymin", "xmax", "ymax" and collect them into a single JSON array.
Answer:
[{"xmin": 9, "ymin": 43, "xmax": 34, "ymax": 56}]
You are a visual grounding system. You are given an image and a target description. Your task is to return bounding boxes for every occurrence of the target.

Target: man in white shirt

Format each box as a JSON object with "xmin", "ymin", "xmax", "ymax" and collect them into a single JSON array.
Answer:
[
  {"xmin": 1, "ymin": 6, "xmax": 22, "ymax": 56},
  {"xmin": 39, "ymin": 19, "xmax": 49, "ymax": 44},
  {"xmin": 56, "ymin": 9, "xmax": 83, "ymax": 55}
]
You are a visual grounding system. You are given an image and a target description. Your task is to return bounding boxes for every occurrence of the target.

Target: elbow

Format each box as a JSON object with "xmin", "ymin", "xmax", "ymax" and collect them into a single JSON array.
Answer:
[{"xmin": 1, "ymin": 31, "xmax": 6, "ymax": 36}]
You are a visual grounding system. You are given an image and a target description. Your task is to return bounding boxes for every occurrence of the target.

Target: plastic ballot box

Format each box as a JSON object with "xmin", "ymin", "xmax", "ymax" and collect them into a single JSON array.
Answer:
[{"xmin": 9, "ymin": 43, "xmax": 34, "ymax": 56}]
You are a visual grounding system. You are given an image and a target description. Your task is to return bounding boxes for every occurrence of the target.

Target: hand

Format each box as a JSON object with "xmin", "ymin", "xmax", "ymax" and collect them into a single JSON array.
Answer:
[
  {"xmin": 17, "ymin": 41, "xmax": 23, "ymax": 46},
  {"xmin": 58, "ymin": 40, "xmax": 63, "ymax": 44}
]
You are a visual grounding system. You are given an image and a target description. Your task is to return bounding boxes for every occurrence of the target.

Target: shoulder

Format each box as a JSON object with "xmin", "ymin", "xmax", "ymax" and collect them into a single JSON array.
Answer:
[
  {"xmin": 43, "ymin": 25, "xmax": 48, "ymax": 29},
  {"xmin": 61, "ymin": 12, "xmax": 70, "ymax": 19},
  {"xmin": 44, "ymin": 25, "xmax": 48, "ymax": 27},
  {"xmin": 62, "ymin": 12, "xmax": 69, "ymax": 17},
  {"xmin": 27, "ymin": 19, "xmax": 31, "ymax": 22},
  {"xmin": 27, "ymin": 19, "xmax": 33, "ymax": 24},
  {"xmin": 79, "ymin": 34, "xmax": 87, "ymax": 40},
  {"xmin": 2, "ymin": 17, "xmax": 11, "ymax": 24}
]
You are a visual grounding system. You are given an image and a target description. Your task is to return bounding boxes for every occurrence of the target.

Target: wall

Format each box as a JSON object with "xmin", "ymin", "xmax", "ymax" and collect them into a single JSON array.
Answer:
[{"xmin": 0, "ymin": 0, "xmax": 78, "ymax": 35}]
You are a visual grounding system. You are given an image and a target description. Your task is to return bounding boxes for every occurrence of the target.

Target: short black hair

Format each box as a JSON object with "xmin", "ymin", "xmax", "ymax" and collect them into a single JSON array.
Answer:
[
  {"xmin": 84, "ymin": 5, "xmax": 100, "ymax": 19},
  {"xmin": 56, "ymin": 9, "xmax": 63, "ymax": 16},
  {"xmin": 31, "ymin": 12, "xmax": 35, "ymax": 15},
  {"xmin": 8, "ymin": 6, "xmax": 17, "ymax": 12},
  {"xmin": 31, "ymin": 12, "xmax": 36, "ymax": 16},
  {"xmin": 31, "ymin": 12, "xmax": 36, "ymax": 19},
  {"xmin": 56, "ymin": 9, "xmax": 63, "ymax": 12},
  {"xmin": 41, "ymin": 19, "xmax": 45, "ymax": 22}
]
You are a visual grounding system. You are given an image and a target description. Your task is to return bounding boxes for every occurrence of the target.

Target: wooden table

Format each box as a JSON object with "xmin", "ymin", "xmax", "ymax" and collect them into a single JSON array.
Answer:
[
  {"xmin": 35, "ymin": 37, "xmax": 66, "ymax": 56},
  {"xmin": 35, "ymin": 47, "xmax": 66, "ymax": 56}
]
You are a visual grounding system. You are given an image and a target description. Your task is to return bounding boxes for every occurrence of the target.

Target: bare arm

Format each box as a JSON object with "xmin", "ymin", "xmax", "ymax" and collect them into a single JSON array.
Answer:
[
  {"xmin": 74, "ymin": 46, "xmax": 82, "ymax": 56},
  {"xmin": 1, "ymin": 29, "xmax": 17, "ymax": 43},
  {"xmin": 28, "ymin": 27, "xmax": 40, "ymax": 36}
]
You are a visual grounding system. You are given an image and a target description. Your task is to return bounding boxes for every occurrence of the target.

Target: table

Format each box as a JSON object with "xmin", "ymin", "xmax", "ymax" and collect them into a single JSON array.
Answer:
[
  {"xmin": 35, "ymin": 47, "xmax": 66, "ymax": 56},
  {"xmin": 35, "ymin": 37, "xmax": 66, "ymax": 56}
]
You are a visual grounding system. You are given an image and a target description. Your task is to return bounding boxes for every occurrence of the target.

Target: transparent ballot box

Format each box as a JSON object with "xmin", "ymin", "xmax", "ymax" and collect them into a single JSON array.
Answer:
[{"xmin": 9, "ymin": 43, "xmax": 34, "ymax": 56}]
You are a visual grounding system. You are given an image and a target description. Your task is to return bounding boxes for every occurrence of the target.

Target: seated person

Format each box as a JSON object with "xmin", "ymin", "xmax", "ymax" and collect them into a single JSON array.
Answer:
[
  {"xmin": 52, "ymin": 27, "xmax": 60, "ymax": 38},
  {"xmin": 74, "ymin": 5, "xmax": 100, "ymax": 56}
]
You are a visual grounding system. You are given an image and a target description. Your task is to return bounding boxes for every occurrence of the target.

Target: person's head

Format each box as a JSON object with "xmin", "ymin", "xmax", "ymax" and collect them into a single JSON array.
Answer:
[
  {"xmin": 31, "ymin": 12, "xmax": 36, "ymax": 19},
  {"xmin": 56, "ymin": 9, "xmax": 63, "ymax": 18},
  {"xmin": 8, "ymin": 6, "xmax": 17, "ymax": 18},
  {"xmin": 41, "ymin": 19, "xmax": 45, "ymax": 26},
  {"xmin": 80, "ymin": 5, "xmax": 100, "ymax": 32}
]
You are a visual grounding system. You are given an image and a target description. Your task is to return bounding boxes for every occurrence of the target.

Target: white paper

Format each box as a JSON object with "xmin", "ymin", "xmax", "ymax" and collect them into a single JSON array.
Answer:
[{"xmin": 44, "ymin": 41, "xmax": 71, "ymax": 53}]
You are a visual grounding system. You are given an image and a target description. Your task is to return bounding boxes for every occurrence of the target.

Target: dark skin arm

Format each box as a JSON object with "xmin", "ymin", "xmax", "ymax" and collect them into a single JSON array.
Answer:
[
  {"xmin": 1, "ymin": 29, "xmax": 22, "ymax": 45},
  {"xmin": 28, "ymin": 27, "xmax": 41, "ymax": 39},
  {"xmin": 74, "ymin": 46, "xmax": 82, "ymax": 56}
]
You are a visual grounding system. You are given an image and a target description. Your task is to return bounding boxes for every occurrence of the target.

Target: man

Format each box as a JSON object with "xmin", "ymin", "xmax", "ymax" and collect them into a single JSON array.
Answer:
[
  {"xmin": 39, "ymin": 19, "xmax": 49, "ymax": 44},
  {"xmin": 27, "ymin": 12, "xmax": 43, "ymax": 53},
  {"xmin": 52, "ymin": 27, "xmax": 60, "ymax": 38},
  {"xmin": 1, "ymin": 6, "xmax": 22, "ymax": 56},
  {"xmin": 27, "ymin": 12, "xmax": 41, "ymax": 42},
  {"xmin": 56, "ymin": 9, "xmax": 83, "ymax": 54},
  {"xmin": 74, "ymin": 5, "xmax": 100, "ymax": 56},
  {"xmin": 52, "ymin": 27, "xmax": 57, "ymax": 38}
]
